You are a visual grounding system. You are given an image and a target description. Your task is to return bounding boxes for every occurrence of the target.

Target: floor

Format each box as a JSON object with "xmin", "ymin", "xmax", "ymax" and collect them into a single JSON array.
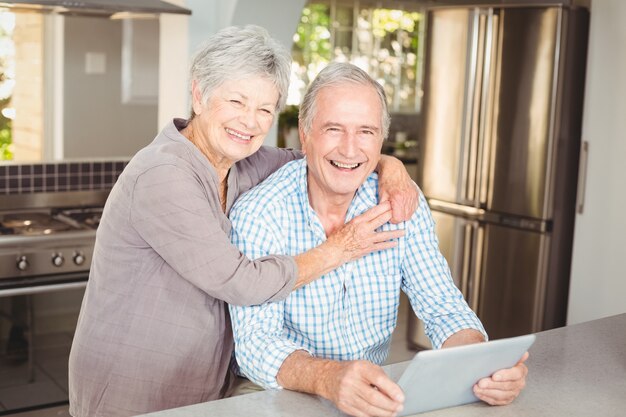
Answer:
[{"xmin": 0, "ymin": 294, "xmax": 419, "ymax": 417}]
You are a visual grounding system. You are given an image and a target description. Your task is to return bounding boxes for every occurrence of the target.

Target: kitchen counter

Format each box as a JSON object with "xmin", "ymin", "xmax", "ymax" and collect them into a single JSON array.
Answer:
[{"xmin": 140, "ymin": 313, "xmax": 626, "ymax": 417}]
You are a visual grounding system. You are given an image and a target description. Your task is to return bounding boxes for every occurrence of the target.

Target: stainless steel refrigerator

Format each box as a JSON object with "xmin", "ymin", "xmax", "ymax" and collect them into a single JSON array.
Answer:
[{"xmin": 408, "ymin": 3, "xmax": 589, "ymax": 348}]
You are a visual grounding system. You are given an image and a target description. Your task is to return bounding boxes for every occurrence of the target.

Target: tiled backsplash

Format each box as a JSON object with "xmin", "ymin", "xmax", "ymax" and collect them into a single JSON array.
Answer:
[{"xmin": 0, "ymin": 160, "xmax": 129, "ymax": 195}]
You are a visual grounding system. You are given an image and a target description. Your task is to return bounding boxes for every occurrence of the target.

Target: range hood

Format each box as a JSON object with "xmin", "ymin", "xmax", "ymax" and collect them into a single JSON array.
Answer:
[{"xmin": 0, "ymin": 0, "xmax": 191, "ymax": 17}]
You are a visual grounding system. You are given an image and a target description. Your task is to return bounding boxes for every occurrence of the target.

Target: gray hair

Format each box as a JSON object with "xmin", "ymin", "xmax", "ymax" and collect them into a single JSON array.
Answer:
[
  {"xmin": 189, "ymin": 25, "xmax": 291, "ymax": 115},
  {"xmin": 298, "ymin": 62, "xmax": 391, "ymax": 139}
]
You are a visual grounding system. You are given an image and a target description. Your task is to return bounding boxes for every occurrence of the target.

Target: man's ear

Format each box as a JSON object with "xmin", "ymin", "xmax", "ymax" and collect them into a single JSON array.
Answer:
[
  {"xmin": 191, "ymin": 80, "xmax": 204, "ymax": 116},
  {"xmin": 298, "ymin": 126, "xmax": 307, "ymax": 155}
]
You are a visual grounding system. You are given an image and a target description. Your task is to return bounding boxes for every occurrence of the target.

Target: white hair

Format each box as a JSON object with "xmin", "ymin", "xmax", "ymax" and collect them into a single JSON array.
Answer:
[{"xmin": 189, "ymin": 25, "xmax": 291, "ymax": 116}]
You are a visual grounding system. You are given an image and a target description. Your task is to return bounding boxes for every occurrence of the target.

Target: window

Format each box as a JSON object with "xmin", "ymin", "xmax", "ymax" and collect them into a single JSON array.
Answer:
[
  {"xmin": 0, "ymin": 11, "xmax": 16, "ymax": 160},
  {"xmin": 288, "ymin": 0, "xmax": 425, "ymax": 113}
]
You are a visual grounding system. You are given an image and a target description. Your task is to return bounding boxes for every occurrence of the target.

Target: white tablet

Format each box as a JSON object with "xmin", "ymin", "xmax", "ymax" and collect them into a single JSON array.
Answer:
[{"xmin": 397, "ymin": 333, "xmax": 536, "ymax": 416}]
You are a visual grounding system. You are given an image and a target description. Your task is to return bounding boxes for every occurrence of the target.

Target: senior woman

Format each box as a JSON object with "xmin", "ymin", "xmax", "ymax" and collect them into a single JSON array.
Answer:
[{"xmin": 68, "ymin": 25, "xmax": 416, "ymax": 417}]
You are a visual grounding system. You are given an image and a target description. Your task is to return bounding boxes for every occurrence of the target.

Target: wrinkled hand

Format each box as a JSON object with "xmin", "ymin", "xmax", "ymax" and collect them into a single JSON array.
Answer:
[
  {"xmin": 319, "ymin": 360, "xmax": 405, "ymax": 417},
  {"xmin": 473, "ymin": 352, "xmax": 529, "ymax": 405},
  {"xmin": 377, "ymin": 155, "xmax": 419, "ymax": 223},
  {"xmin": 326, "ymin": 202, "xmax": 405, "ymax": 264}
]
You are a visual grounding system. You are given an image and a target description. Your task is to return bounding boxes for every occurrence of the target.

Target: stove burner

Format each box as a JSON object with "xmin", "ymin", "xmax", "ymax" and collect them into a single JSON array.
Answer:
[
  {"xmin": 56, "ymin": 208, "xmax": 103, "ymax": 230},
  {"xmin": 2, "ymin": 213, "xmax": 55, "ymax": 228},
  {"xmin": 0, "ymin": 207, "xmax": 104, "ymax": 236},
  {"xmin": 0, "ymin": 212, "xmax": 73, "ymax": 236}
]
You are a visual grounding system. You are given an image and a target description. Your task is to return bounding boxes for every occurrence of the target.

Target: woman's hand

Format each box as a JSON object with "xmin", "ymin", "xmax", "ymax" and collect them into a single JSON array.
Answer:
[
  {"xmin": 377, "ymin": 155, "xmax": 419, "ymax": 223},
  {"xmin": 293, "ymin": 202, "xmax": 404, "ymax": 289},
  {"xmin": 326, "ymin": 201, "xmax": 405, "ymax": 263}
]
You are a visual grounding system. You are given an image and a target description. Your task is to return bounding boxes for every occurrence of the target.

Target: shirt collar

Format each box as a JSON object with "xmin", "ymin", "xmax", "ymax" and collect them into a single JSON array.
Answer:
[{"xmin": 295, "ymin": 158, "xmax": 379, "ymax": 236}]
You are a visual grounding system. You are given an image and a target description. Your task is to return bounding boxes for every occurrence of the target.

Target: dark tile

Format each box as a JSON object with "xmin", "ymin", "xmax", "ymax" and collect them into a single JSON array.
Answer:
[
  {"xmin": 104, "ymin": 162, "xmax": 113, "ymax": 172},
  {"xmin": 93, "ymin": 162, "xmax": 103, "ymax": 173},
  {"xmin": 33, "ymin": 164, "xmax": 43, "ymax": 175},
  {"xmin": 58, "ymin": 176, "xmax": 68, "ymax": 187},
  {"xmin": 33, "ymin": 177, "xmax": 43, "ymax": 188},
  {"xmin": 114, "ymin": 161, "xmax": 125, "ymax": 173},
  {"xmin": 0, "ymin": 177, "xmax": 5, "ymax": 190},
  {"xmin": 9, "ymin": 178, "xmax": 18, "ymax": 189},
  {"xmin": 79, "ymin": 174, "xmax": 91, "ymax": 186},
  {"xmin": 93, "ymin": 174, "xmax": 102, "ymax": 187},
  {"xmin": 45, "ymin": 177, "xmax": 56, "ymax": 190},
  {"xmin": 58, "ymin": 164, "xmax": 68, "ymax": 175},
  {"xmin": 20, "ymin": 165, "xmax": 32, "ymax": 176},
  {"xmin": 69, "ymin": 163, "xmax": 79, "ymax": 174},
  {"xmin": 80, "ymin": 163, "xmax": 91, "ymax": 174},
  {"xmin": 69, "ymin": 176, "xmax": 79, "ymax": 187},
  {"xmin": 45, "ymin": 164, "xmax": 56, "ymax": 175},
  {"xmin": 8, "ymin": 165, "xmax": 18, "ymax": 176},
  {"xmin": 0, "ymin": 165, "xmax": 6, "ymax": 176},
  {"xmin": 21, "ymin": 178, "xmax": 32, "ymax": 189},
  {"xmin": 104, "ymin": 174, "xmax": 113, "ymax": 185}
]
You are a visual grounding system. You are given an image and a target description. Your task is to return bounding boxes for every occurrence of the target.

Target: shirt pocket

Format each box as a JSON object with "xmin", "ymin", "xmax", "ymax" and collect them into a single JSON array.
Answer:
[{"xmin": 349, "ymin": 250, "xmax": 401, "ymax": 338}]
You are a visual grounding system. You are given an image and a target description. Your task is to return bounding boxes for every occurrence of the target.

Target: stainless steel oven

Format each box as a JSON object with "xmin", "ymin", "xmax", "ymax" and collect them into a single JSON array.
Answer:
[{"xmin": 0, "ymin": 191, "xmax": 106, "ymax": 415}]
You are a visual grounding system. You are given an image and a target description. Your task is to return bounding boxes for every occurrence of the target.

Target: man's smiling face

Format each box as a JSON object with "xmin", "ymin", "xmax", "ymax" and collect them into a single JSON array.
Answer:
[{"xmin": 300, "ymin": 82, "xmax": 384, "ymax": 202}]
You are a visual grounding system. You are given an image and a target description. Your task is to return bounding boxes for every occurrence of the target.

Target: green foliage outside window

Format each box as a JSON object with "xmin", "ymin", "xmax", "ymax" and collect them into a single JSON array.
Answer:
[
  {"xmin": 284, "ymin": 1, "xmax": 424, "ymax": 115},
  {"xmin": 0, "ymin": 112, "xmax": 12, "ymax": 160},
  {"xmin": 0, "ymin": 12, "xmax": 14, "ymax": 161}
]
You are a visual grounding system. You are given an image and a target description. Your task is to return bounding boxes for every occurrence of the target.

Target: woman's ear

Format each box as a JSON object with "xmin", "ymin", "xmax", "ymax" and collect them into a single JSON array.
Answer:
[{"xmin": 191, "ymin": 80, "xmax": 204, "ymax": 116}]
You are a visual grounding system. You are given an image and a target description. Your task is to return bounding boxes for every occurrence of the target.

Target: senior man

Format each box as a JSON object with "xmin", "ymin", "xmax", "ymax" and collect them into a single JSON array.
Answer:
[{"xmin": 228, "ymin": 62, "xmax": 528, "ymax": 417}]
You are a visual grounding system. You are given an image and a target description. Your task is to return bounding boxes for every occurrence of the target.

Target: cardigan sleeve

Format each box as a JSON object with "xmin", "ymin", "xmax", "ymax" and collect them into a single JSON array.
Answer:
[
  {"xmin": 129, "ymin": 163, "xmax": 297, "ymax": 306},
  {"xmin": 236, "ymin": 146, "xmax": 303, "ymax": 194}
]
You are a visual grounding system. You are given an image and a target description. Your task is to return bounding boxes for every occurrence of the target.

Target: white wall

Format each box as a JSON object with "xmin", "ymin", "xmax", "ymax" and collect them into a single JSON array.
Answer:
[
  {"xmin": 158, "ymin": 0, "xmax": 189, "ymax": 129},
  {"xmin": 230, "ymin": 0, "xmax": 306, "ymax": 53},
  {"xmin": 63, "ymin": 16, "xmax": 158, "ymax": 158},
  {"xmin": 567, "ymin": 0, "xmax": 626, "ymax": 324}
]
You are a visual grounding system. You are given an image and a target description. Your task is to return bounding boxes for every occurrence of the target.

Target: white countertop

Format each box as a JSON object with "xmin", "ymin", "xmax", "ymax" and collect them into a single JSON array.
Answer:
[{"xmin": 140, "ymin": 313, "xmax": 626, "ymax": 417}]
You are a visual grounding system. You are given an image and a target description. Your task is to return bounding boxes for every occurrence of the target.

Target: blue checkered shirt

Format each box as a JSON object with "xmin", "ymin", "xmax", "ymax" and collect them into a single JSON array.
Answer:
[{"xmin": 229, "ymin": 159, "xmax": 486, "ymax": 389}]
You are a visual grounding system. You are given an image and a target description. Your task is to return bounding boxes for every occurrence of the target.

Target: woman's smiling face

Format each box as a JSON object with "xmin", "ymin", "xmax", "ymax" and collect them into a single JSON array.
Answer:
[{"xmin": 191, "ymin": 76, "xmax": 279, "ymax": 170}]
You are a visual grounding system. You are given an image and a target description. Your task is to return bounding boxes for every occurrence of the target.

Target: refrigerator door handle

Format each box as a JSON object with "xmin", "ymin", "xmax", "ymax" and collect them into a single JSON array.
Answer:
[
  {"xmin": 576, "ymin": 140, "xmax": 589, "ymax": 214},
  {"xmin": 428, "ymin": 198, "xmax": 485, "ymax": 219},
  {"xmin": 478, "ymin": 11, "xmax": 499, "ymax": 207},
  {"xmin": 469, "ymin": 223, "xmax": 485, "ymax": 312},
  {"xmin": 460, "ymin": 10, "xmax": 482, "ymax": 204},
  {"xmin": 460, "ymin": 223, "xmax": 474, "ymax": 299}
]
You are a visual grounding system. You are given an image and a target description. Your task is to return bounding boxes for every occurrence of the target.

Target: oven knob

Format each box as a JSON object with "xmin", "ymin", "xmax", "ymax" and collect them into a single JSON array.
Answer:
[
  {"xmin": 17, "ymin": 256, "xmax": 29, "ymax": 271},
  {"xmin": 74, "ymin": 252, "xmax": 86, "ymax": 266},
  {"xmin": 52, "ymin": 253, "xmax": 65, "ymax": 267}
]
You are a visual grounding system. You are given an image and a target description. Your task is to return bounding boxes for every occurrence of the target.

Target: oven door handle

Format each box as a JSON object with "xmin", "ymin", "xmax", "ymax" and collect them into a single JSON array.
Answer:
[{"xmin": 0, "ymin": 281, "xmax": 87, "ymax": 297}]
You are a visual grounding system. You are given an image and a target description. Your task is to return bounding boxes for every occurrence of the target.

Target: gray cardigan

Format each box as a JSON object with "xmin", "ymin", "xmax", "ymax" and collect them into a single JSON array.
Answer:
[{"xmin": 68, "ymin": 119, "xmax": 299, "ymax": 416}]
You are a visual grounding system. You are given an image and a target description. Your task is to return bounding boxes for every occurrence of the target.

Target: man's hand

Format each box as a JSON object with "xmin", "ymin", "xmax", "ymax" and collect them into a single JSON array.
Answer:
[
  {"xmin": 278, "ymin": 352, "xmax": 404, "ymax": 417},
  {"xmin": 376, "ymin": 155, "xmax": 419, "ymax": 223},
  {"xmin": 317, "ymin": 360, "xmax": 404, "ymax": 417},
  {"xmin": 473, "ymin": 352, "xmax": 529, "ymax": 405},
  {"xmin": 442, "ymin": 330, "xmax": 529, "ymax": 406}
]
